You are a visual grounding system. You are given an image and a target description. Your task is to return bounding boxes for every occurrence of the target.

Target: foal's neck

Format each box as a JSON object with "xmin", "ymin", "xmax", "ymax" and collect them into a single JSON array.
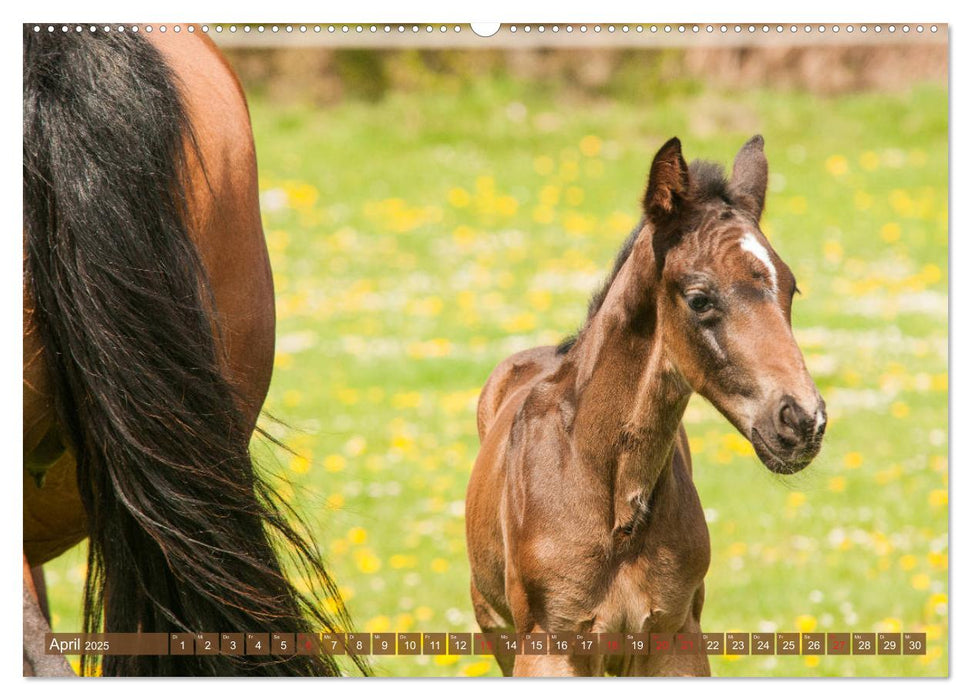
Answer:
[{"xmin": 572, "ymin": 234, "xmax": 691, "ymax": 536}]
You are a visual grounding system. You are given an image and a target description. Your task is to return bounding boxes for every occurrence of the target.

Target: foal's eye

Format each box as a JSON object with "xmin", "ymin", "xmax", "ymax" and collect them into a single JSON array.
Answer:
[{"xmin": 687, "ymin": 293, "xmax": 714, "ymax": 313}]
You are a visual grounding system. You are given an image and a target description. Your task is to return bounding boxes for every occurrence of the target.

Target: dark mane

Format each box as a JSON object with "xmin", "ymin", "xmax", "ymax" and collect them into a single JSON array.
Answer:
[
  {"xmin": 556, "ymin": 219, "xmax": 643, "ymax": 354},
  {"xmin": 688, "ymin": 159, "xmax": 732, "ymax": 204},
  {"xmin": 556, "ymin": 159, "xmax": 732, "ymax": 355}
]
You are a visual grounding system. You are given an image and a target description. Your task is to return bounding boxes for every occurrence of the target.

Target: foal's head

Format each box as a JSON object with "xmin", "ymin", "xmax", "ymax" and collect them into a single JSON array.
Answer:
[{"xmin": 639, "ymin": 136, "xmax": 826, "ymax": 474}]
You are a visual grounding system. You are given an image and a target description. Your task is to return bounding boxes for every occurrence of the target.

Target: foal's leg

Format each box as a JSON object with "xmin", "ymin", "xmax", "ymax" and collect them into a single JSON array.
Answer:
[
  {"xmin": 633, "ymin": 588, "xmax": 711, "ymax": 677},
  {"xmin": 470, "ymin": 580, "xmax": 515, "ymax": 676}
]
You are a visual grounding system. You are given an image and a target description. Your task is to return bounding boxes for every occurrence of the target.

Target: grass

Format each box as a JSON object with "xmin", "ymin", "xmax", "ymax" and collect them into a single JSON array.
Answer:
[{"xmin": 43, "ymin": 66, "xmax": 948, "ymax": 677}]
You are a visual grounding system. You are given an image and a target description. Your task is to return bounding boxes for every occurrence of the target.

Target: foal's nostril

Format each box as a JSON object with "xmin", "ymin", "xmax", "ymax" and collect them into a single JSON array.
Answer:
[{"xmin": 776, "ymin": 395, "xmax": 816, "ymax": 444}]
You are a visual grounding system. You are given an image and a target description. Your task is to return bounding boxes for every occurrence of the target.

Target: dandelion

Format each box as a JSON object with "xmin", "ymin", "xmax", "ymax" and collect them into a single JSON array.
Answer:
[
  {"xmin": 348, "ymin": 527, "xmax": 368, "ymax": 545},
  {"xmin": 447, "ymin": 187, "xmax": 471, "ymax": 208},
  {"xmin": 796, "ymin": 614, "xmax": 817, "ymax": 633},
  {"xmin": 324, "ymin": 454, "xmax": 347, "ymax": 473},
  {"xmin": 898, "ymin": 554, "xmax": 917, "ymax": 571},
  {"xmin": 286, "ymin": 451, "xmax": 311, "ymax": 475},
  {"xmin": 928, "ymin": 490, "xmax": 948, "ymax": 508},
  {"xmin": 880, "ymin": 222, "xmax": 902, "ymax": 243},
  {"xmin": 579, "ymin": 134, "xmax": 603, "ymax": 157},
  {"xmin": 503, "ymin": 312, "xmax": 537, "ymax": 333},
  {"xmin": 461, "ymin": 660, "xmax": 493, "ymax": 677},
  {"xmin": 843, "ymin": 452, "xmax": 863, "ymax": 469},
  {"xmin": 859, "ymin": 151, "xmax": 880, "ymax": 171},
  {"xmin": 787, "ymin": 492, "xmax": 807, "ymax": 509},
  {"xmin": 828, "ymin": 476, "xmax": 846, "ymax": 493},
  {"xmin": 365, "ymin": 615, "xmax": 392, "ymax": 632},
  {"xmin": 891, "ymin": 401, "xmax": 910, "ymax": 419},
  {"xmin": 911, "ymin": 573, "xmax": 931, "ymax": 591},
  {"xmin": 336, "ymin": 387, "xmax": 360, "ymax": 405},
  {"xmin": 353, "ymin": 548, "xmax": 381, "ymax": 574},
  {"xmin": 825, "ymin": 155, "xmax": 849, "ymax": 177}
]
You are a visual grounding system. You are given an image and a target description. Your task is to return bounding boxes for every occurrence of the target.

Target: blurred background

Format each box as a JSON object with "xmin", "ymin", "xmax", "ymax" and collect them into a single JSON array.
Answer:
[{"xmin": 46, "ymin": 25, "xmax": 948, "ymax": 677}]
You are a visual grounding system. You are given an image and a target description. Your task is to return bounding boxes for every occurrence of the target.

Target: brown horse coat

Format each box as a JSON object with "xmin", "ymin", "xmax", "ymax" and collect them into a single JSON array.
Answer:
[
  {"xmin": 22, "ymin": 30, "xmax": 273, "ymax": 675},
  {"xmin": 466, "ymin": 136, "xmax": 825, "ymax": 677}
]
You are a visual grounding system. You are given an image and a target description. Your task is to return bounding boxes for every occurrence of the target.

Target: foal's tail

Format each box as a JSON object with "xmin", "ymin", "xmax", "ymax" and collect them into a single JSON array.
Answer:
[{"xmin": 23, "ymin": 28, "xmax": 363, "ymax": 676}]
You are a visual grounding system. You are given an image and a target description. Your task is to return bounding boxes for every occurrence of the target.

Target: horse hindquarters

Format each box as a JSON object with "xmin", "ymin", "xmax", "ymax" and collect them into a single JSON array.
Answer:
[{"xmin": 23, "ymin": 30, "xmax": 349, "ymax": 676}]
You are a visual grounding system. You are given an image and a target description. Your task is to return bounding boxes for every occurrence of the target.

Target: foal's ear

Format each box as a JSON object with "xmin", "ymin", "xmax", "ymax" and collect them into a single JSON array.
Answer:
[
  {"xmin": 730, "ymin": 134, "xmax": 768, "ymax": 220},
  {"xmin": 642, "ymin": 137, "xmax": 689, "ymax": 221}
]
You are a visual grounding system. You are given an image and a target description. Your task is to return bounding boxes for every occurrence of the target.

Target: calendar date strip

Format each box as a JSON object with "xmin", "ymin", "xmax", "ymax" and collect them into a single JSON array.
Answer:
[{"xmin": 46, "ymin": 631, "xmax": 927, "ymax": 656}]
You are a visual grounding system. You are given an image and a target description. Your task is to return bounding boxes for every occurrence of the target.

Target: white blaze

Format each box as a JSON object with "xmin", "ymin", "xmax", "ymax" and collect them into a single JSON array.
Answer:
[{"xmin": 739, "ymin": 232, "xmax": 778, "ymax": 297}]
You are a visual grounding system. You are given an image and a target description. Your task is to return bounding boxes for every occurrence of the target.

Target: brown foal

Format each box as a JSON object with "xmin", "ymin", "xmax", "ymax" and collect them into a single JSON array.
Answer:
[{"xmin": 466, "ymin": 136, "xmax": 826, "ymax": 677}]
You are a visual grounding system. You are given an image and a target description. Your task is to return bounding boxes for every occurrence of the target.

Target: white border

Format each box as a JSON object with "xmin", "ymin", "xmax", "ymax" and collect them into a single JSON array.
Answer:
[{"xmin": 3, "ymin": 1, "xmax": 961, "ymax": 698}]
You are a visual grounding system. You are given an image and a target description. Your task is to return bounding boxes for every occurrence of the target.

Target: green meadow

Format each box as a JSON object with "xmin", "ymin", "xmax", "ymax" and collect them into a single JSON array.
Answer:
[{"xmin": 44, "ymin": 64, "xmax": 948, "ymax": 677}]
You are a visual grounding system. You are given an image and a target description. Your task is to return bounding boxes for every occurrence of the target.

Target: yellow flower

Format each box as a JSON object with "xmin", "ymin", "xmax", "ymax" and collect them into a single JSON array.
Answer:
[
  {"xmin": 920, "ymin": 263, "xmax": 942, "ymax": 284},
  {"xmin": 727, "ymin": 542, "xmax": 747, "ymax": 557},
  {"xmin": 891, "ymin": 401, "xmax": 910, "ymax": 419},
  {"xmin": 462, "ymin": 660, "xmax": 493, "ymax": 677},
  {"xmin": 898, "ymin": 554, "xmax": 918, "ymax": 571},
  {"xmin": 415, "ymin": 606, "xmax": 434, "ymax": 621},
  {"xmin": 828, "ymin": 476, "xmax": 846, "ymax": 493},
  {"xmin": 288, "ymin": 183, "xmax": 319, "ymax": 209},
  {"xmin": 364, "ymin": 615, "xmax": 392, "ymax": 633},
  {"xmin": 787, "ymin": 492, "xmax": 807, "ymax": 509},
  {"xmin": 825, "ymin": 155, "xmax": 849, "ymax": 176},
  {"xmin": 911, "ymin": 573, "xmax": 931, "ymax": 591},
  {"xmin": 880, "ymin": 618, "xmax": 902, "ymax": 633},
  {"xmin": 579, "ymin": 134, "xmax": 603, "ymax": 157},
  {"xmin": 434, "ymin": 654, "xmax": 460, "ymax": 666},
  {"xmin": 496, "ymin": 195, "xmax": 519, "ymax": 217},
  {"xmin": 431, "ymin": 558, "xmax": 450, "ymax": 574},
  {"xmin": 843, "ymin": 452, "xmax": 864, "ymax": 470},
  {"xmin": 926, "ymin": 593, "xmax": 947, "ymax": 618},
  {"xmin": 447, "ymin": 187, "xmax": 471, "ymax": 208},
  {"xmin": 880, "ymin": 222, "xmax": 902, "ymax": 243},
  {"xmin": 859, "ymin": 151, "xmax": 880, "ymax": 171},
  {"xmin": 336, "ymin": 387, "xmax": 359, "ymax": 405},
  {"xmin": 565, "ymin": 186, "xmax": 584, "ymax": 207},
  {"xmin": 453, "ymin": 225, "xmax": 476, "ymax": 245},
  {"xmin": 289, "ymin": 454, "xmax": 311, "ymax": 475},
  {"xmin": 348, "ymin": 527, "xmax": 368, "ymax": 545},
  {"xmin": 804, "ymin": 655, "xmax": 820, "ymax": 668},
  {"xmin": 796, "ymin": 614, "xmax": 817, "ymax": 633},
  {"xmin": 353, "ymin": 548, "xmax": 381, "ymax": 574},
  {"xmin": 324, "ymin": 454, "xmax": 346, "ymax": 473},
  {"xmin": 928, "ymin": 490, "xmax": 948, "ymax": 508},
  {"xmin": 503, "ymin": 312, "xmax": 537, "ymax": 333},
  {"xmin": 390, "ymin": 554, "xmax": 417, "ymax": 569}
]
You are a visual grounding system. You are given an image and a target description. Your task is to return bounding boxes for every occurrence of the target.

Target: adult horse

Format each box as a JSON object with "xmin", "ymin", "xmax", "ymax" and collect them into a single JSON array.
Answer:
[
  {"xmin": 466, "ymin": 136, "xmax": 827, "ymax": 676},
  {"xmin": 23, "ymin": 26, "xmax": 358, "ymax": 676}
]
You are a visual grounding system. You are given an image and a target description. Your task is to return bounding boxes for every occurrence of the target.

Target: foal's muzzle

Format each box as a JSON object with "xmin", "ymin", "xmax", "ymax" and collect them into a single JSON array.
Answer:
[{"xmin": 751, "ymin": 394, "xmax": 827, "ymax": 474}]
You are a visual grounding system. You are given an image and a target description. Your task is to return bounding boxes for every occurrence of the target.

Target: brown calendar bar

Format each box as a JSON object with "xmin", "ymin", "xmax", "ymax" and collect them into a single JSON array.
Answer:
[{"xmin": 40, "ymin": 631, "xmax": 929, "ymax": 656}]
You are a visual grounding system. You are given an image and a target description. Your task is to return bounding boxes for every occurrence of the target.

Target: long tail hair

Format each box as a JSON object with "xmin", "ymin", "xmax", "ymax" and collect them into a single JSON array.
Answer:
[{"xmin": 23, "ymin": 27, "xmax": 365, "ymax": 676}]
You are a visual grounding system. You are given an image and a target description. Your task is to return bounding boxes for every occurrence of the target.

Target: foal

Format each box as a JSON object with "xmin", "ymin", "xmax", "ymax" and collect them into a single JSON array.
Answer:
[{"xmin": 466, "ymin": 136, "xmax": 826, "ymax": 676}]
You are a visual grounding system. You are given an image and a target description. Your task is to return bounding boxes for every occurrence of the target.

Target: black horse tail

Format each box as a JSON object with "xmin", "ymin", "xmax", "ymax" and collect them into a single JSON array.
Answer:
[{"xmin": 23, "ymin": 27, "xmax": 365, "ymax": 676}]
